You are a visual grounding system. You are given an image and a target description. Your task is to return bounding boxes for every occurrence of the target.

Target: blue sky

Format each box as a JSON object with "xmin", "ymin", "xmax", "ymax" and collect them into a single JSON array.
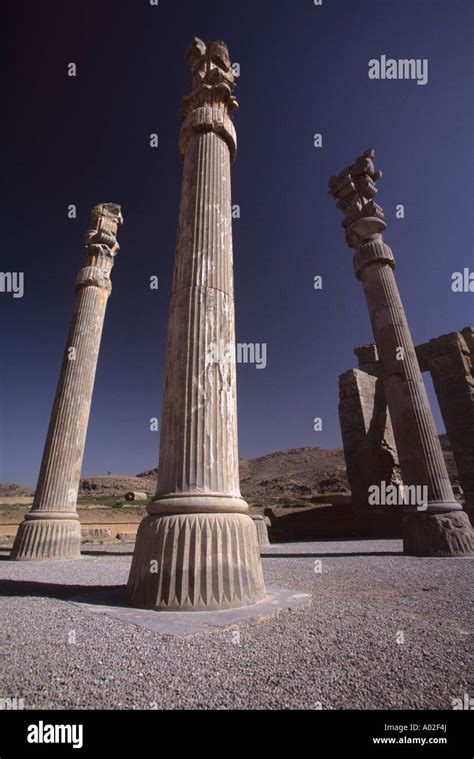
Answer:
[{"xmin": 1, "ymin": 0, "xmax": 472, "ymax": 485}]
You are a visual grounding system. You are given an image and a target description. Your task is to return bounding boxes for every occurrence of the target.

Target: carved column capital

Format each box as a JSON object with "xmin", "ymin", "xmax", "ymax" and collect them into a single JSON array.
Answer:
[
  {"xmin": 329, "ymin": 148, "xmax": 386, "ymax": 249},
  {"xmin": 179, "ymin": 38, "xmax": 238, "ymax": 162},
  {"xmin": 76, "ymin": 203, "xmax": 123, "ymax": 293}
]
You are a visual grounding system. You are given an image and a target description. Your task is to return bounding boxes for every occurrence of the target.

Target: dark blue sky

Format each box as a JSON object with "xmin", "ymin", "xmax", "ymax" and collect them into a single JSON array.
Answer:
[{"xmin": 1, "ymin": 0, "xmax": 472, "ymax": 486}]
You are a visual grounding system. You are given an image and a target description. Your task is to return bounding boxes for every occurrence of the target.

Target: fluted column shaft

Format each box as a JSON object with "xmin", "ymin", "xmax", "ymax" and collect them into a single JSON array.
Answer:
[
  {"xmin": 355, "ymin": 239, "xmax": 458, "ymax": 512},
  {"xmin": 12, "ymin": 204, "xmax": 123, "ymax": 560},
  {"xmin": 34, "ymin": 265, "xmax": 110, "ymax": 512},
  {"xmin": 156, "ymin": 127, "xmax": 241, "ymax": 503}
]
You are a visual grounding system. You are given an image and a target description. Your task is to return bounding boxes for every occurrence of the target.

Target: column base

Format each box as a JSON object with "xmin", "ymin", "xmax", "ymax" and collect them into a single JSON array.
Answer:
[
  {"xmin": 10, "ymin": 513, "xmax": 81, "ymax": 561},
  {"xmin": 402, "ymin": 510, "xmax": 474, "ymax": 557},
  {"xmin": 127, "ymin": 512, "xmax": 266, "ymax": 611}
]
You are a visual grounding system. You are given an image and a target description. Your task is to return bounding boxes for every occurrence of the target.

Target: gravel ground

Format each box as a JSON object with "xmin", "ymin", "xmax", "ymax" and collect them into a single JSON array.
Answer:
[{"xmin": 0, "ymin": 540, "xmax": 472, "ymax": 710}]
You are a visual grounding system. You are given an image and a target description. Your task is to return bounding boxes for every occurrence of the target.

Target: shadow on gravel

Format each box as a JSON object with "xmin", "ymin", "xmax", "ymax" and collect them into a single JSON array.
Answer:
[
  {"xmin": 0, "ymin": 580, "xmax": 126, "ymax": 604},
  {"xmin": 261, "ymin": 551, "xmax": 403, "ymax": 558}
]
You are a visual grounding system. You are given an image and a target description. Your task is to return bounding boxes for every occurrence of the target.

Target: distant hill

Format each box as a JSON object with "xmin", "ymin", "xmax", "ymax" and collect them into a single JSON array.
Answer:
[
  {"xmin": 0, "ymin": 483, "xmax": 34, "ymax": 498},
  {"xmin": 134, "ymin": 446, "xmax": 349, "ymax": 507},
  {"xmin": 134, "ymin": 434, "xmax": 459, "ymax": 506},
  {"xmin": 238, "ymin": 446, "xmax": 348, "ymax": 502},
  {"xmin": 1, "ymin": 435, "xmax": 459, "ymax": 504}
]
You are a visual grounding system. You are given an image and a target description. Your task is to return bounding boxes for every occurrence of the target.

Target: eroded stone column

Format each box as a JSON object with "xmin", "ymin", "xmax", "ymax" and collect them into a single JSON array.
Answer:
[
  {"xmin": 127, "ymin": 38, "xmax": 265, "ymax": 609},
  {"xmin": 11, "ymin": 204, "xmax": 123, "ymax": 560},
  {"xmin": 338, "ymin": 344, "xmax": 401, "ymax": 535},
  {"xmin": 417, "ymin": 329, "xmax": 474, "ymax": 518},
  {"xmin": 329, "ymin": 150, "xmax": 473, "ymax": 556}
]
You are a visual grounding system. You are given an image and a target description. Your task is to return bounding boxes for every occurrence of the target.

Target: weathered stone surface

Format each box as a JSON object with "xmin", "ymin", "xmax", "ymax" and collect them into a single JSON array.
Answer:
[
  {"xmin": 251, "ymin": 515, "xmax": 270, "ymax": 546},
  {"xmin": 11, "ymin": 204, "xmax": 123, "ymax": 561},
  {"xmin": 338, "ymin": 360, "xmax": 401, "ymax": 534},
  {"xmin": 127, "ymin": 39, "xmax": 265, "ymax": 609},
  {"xmin": 417, "ymin": 329, "xmax": 474, "ymax": 518},
  {"xmin": 329, "ymin": 149, "xmax": 473, "ymax": 556},
  {"xmin": 402, "ymin": 511, "xmax": 474, "ymax": 556},
  {"xmin": 342, "ymin": 328, "xmax": 474, "ymax": 528},
  {"xmin": 354, "ymin": 343, "xmax": 379, "ymax": 374},
  {"xmin": 461, "ymin": 325, "xmax": 474, "ymax": 353}
]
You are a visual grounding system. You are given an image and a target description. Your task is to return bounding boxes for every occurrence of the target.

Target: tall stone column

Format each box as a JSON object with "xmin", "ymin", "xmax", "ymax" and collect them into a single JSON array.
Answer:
[
  {"xmin": 329, "ymin": 150, "xmax": 473, "ymax": 556},
  {"xmin": 127, "ymin": 38, "xmax": 265, "ymax": 610},
  {"xmin": 11, "ymin": 203, "xmax": 123, "ymax": 561}
]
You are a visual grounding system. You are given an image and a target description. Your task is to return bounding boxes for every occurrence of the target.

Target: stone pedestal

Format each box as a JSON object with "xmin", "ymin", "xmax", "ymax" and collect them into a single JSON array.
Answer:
[
  {"xmin": 128, "ymin": 513, "xmax": 264, "ymax": 610},
  {"xmin": 329, "ymin": 149, "xmax": 473, "ymax": 556},
  {"xmin": 11, "ymin": 204, "xmax": 123, "ymax": 561},
  {"xmin": 402, "ymin": 511, "xmax": 474, "ymax": 557},
  {"xmin": 127, "ymin": 38, "xmax": 265, "ymax": 609}
]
